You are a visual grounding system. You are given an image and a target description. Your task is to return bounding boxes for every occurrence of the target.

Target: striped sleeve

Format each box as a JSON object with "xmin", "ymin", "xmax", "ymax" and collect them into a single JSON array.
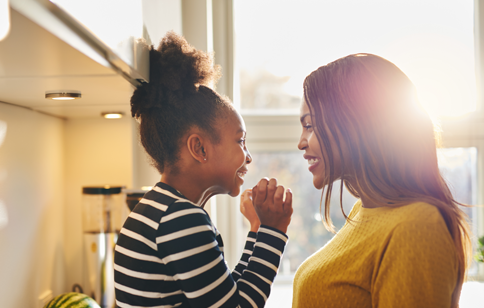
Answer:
[
  {"xmin": 158, "ymin": 202, "xmax": 288, "ymax": 308},
  {"xmin": 232, "ymin": 232, "xmax": 257, "ymax": 281}
]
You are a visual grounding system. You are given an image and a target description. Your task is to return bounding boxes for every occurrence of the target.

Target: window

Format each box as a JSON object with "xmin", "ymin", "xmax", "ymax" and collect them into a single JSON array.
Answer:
[{"xmin": 228, "ymin": 0, "xmax": 483, "ymax": 307}]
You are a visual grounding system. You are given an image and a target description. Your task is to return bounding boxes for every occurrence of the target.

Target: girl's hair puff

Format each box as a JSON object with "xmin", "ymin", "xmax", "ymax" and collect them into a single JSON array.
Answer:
[{"xmin": 131, "ymin": 31, "xmax": 231, "ymax": 174}]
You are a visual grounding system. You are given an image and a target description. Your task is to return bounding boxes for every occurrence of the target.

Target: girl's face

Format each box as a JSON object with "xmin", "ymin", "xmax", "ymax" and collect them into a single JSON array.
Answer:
[
  {"xmin": 210, "ymin": 108, "xmax": 252, "ymax": 197},
  {"xmin": 298, "ymin": 100, "xmax": 342, "ymax": 189}
]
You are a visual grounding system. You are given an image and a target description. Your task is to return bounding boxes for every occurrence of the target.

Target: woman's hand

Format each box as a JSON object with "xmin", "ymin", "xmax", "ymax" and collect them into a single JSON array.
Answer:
[
  {"xmin": 252, "ymin": 178, "xmax": 293, "ymax": 234},
  {"xmin": 240, "ymin": 189, "xmax": 261, "ymax": 232}
]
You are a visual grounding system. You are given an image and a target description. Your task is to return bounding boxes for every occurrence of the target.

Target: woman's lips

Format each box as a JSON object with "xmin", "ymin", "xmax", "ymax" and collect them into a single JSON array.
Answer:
[{"xmin": 304, "ymin": 155, "xmax": 321, "ymax": 172}]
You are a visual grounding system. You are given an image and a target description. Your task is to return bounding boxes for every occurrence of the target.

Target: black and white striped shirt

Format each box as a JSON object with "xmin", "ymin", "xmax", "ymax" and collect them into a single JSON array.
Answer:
[{"xmin": 114, "ymin": 182, "xmax": 288, "ymax": 308}]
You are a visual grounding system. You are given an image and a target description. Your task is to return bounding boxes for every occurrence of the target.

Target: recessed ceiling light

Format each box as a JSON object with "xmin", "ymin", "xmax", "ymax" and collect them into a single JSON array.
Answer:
[
  {"xmin": 45, "ymin": 91, "xmax": 82, "ymax": 100},
  {"xmin": 101, "ymin": 112, "xmax": 124, "ymax": 119}
]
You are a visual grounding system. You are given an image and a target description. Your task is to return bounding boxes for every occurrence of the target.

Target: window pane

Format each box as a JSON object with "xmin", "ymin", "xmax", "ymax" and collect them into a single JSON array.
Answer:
[{"xmin": 234, "ymin": 0, "xmax": 475, "ymax": 118}]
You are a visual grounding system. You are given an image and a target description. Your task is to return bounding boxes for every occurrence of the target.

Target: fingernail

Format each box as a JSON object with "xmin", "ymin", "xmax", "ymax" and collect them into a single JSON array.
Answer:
[{"xmin": 287, "ymin": 188, "xmax": 292, "ymax": 192}]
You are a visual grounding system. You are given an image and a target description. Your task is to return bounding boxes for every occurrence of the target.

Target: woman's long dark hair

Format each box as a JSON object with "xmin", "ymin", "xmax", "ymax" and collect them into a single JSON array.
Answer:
[{"xmin": 304, "ymin": 53, "xmax": 471, "ymax": 307}]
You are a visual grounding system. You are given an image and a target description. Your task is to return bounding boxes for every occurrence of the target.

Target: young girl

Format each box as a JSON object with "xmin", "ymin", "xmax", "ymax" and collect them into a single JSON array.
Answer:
[
  {"xmin": 292, "ymin": 54, "xmax": 471, "ymax": 307},
  {"xmin": 114, "ymin": 32, "xmax": 292, "ymax": 308}
]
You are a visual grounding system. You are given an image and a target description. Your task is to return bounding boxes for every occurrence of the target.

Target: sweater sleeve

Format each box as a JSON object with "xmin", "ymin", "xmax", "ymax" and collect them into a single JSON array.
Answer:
[
  {"xmin": 232, "ymin": 232, "xmax": 257, "ymax": 281},
  {"xmin": 372, "ymin": 208, "xmax": 458, "ymax": 308},
  {"xmin": 157, "ymin": 201, "xmax": 287, "ymax": 308}
]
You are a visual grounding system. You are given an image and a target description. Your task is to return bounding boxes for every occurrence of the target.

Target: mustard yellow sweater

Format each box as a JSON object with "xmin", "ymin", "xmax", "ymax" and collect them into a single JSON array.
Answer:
[{"xmin": 292, "ymin": 201, "xmax": 458, "ymax": 308}]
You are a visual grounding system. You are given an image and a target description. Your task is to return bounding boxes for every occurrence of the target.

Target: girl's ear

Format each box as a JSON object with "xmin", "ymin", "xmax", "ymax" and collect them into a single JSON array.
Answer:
[{"xmin": 187, "ymin": 134, "xmax": 208, "ymax": 163}]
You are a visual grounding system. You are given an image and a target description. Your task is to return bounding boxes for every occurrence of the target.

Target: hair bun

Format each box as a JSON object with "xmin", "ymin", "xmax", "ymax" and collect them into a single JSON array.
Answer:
[{"xmin": 131, "ymin": 31, "xmax": 221, "ymax": 118}]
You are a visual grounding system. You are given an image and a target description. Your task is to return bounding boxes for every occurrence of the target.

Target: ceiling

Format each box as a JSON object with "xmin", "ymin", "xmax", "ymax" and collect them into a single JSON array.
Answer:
[{"xmin": 0, "ymin": 8, "xmax": 135, "ymax": 119}]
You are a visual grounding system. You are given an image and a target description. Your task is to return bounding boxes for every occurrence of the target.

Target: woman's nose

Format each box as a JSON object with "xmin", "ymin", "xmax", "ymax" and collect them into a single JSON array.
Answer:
[{"xmin": 298, "ymin": 136, "xmax": 307, "ymax": 151}]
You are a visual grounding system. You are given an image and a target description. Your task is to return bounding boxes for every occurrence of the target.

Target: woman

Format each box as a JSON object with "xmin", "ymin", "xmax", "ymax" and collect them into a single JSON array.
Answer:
[
  {"xmin": 114, "ymin": 32, "xmax": 292, "ymax": 308},
  {"xmin": 292, "ymin": 54, "xmax": 471, "ymax": 307}
]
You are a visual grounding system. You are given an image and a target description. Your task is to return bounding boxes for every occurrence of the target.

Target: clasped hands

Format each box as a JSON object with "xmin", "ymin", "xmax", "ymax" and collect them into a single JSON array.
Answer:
[{"xmin": 240, "ymin": 178, "xmax": 293, "ymax": 234}]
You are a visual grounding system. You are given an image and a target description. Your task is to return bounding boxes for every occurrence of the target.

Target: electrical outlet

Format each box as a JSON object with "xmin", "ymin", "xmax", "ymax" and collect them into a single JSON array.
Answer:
[{"xmin": 38, "ymin": 290, "xmax": 53, "ymax": 308}]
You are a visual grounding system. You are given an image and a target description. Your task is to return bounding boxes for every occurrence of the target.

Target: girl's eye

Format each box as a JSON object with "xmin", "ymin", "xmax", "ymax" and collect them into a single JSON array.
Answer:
[{"xmin": 239, "ymin": 139, "xmax": 246, "ymax": 145}]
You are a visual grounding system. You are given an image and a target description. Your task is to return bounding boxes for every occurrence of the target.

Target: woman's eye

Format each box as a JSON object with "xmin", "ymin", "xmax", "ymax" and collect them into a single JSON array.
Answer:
[
  {"xmin": 304, "ymin": 124, "xmax": 312, "ymax": 130},
  {"xmin": 239, "ymin": 139, "xmax": 246, "ymax": 145}
]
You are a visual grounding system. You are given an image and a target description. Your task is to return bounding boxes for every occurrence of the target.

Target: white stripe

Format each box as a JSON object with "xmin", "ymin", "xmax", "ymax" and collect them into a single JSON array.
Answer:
[
  {"xmin": 239, "ymin": 291, "xmax": 257, "ymax": 308},
  {"xmin": 116, "ymin": 299, "xmax": 182, "ymax": 308},
  {"xmin": 208, "ymin": 284, "xmax": 237, "ymax": 308},
  {"xmin": 174, "ymin": 254, "xmax": 223, "ymax": 280},
  {"xmin": 129, "ymin": 212, "xmax": 158, "ymax": 229},
  {"xmin": 244, "ymin": 270, "xmax": 273, "ymax": 286},
  {"xmin": 246, "ymin": 237, "xmax": 256, "ymax": 243},
  {"xmin": 161, "ymin": 208, "xmax": 206, "ymax": 223},
  {"xmin": 185, "ymin": 268, "xmax": 230, "ymax": 298},
  {"xmin": 259, "ymin": 227, "xmax": 288, "ymax": 242},
  {"xmin": 254, "ymin": 242, "xmax": 282, "ymax": 256},
  {"xmin": 238, "ymin": 261, "xmax": 248, "ymax": 267},
  {"xmin": 156, "ymin": 225, "xmax": 213, "ymax": 243},
  {"xmin": 232, "ymin": 269, "xmax": 241, "ymax": 276},
  {"xmin": 243, "ymin": 249, "xmax": 253, "ymax": 255},
  {"xmin": 153, "ymin": 186, "xmax": 183, "ymax": 200},
  {"xmin": 162, "ymin": 240, "xmax": 218, "ymax": 263},
  {"xmin": 239, "ymin": 278, "xmax": 267, "ymax": 301},
  {"xmin": 249, "ymin": 256, "xmax": 278, "ymax": 272},
  {"xmin": 115, "ymin": 245, "xmax": 164, "ymax": 264},
  {"xmin": 114, "ymin": 264, "xmax": 173, "ymax": 281},
  {"xmin": 173, "ymin": 198, "xmax": 199, "ymax": 207},
  {"xmin": 120, "ymin": 228, "xmax": 158, "ymax": 251},
  {"xmin": 115, "ymin": 282, "xmax": 182, "ymax": 299},
  {"xmin": 140, "ymin": 198, "xmax": 168, "ymax": 211}
]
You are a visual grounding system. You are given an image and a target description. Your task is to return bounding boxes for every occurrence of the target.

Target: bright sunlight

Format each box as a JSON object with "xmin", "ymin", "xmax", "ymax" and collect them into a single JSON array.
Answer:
[{"xmin": 235, "ymin": 0, "xmax": 476, "ymax": 118}]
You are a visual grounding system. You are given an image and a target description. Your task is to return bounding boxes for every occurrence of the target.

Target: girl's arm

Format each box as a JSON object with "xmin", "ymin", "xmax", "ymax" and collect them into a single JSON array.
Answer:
[
  {"xmin": 232, "ymin": 189, "xmax": 260, "ymax": 280},
  {"xmin": 158, "ymin": 201, "xmax": 287, "ymax": 308}
]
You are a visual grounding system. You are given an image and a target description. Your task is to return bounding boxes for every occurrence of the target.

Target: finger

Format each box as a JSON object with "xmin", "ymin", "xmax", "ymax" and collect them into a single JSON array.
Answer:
[
  {"xmin": 252, "ymin": 187, "xmax": 257, "ymax": 204},
  {"xmin": 267, "ymin": 178, "xmax": 278, "ymax": 192},
  {"xmin": 254, "ymin": 178, "xmax": 269, "ymax": 204},
  {"xmin": 274, "ymin": 185, "xmax": 285, "ymax": 205},
  {"xmin": 283, "ymin": 188, "xmax": 293, "ymax": 213}
]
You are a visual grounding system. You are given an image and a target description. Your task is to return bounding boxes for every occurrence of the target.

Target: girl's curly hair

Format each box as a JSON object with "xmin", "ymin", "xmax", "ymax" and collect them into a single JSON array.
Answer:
[{"xmin": 131, "ymin": 31, "xmax": 231, "ymax": 174}]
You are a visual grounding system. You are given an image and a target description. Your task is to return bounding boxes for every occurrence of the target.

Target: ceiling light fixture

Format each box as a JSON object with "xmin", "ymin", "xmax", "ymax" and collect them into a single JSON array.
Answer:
[
  {"xmin": 101, "ymin": 112, "xmax": 124, "ymax": 119},
  {"xmin": 45, "ymin": 90, "xmax": 82, "ymax": 100}
]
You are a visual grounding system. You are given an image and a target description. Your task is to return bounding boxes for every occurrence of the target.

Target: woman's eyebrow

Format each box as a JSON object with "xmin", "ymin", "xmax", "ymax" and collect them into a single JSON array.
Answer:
[{"xmin": 300, "ymin": 113, "xmax": 310, "ymax": 123}]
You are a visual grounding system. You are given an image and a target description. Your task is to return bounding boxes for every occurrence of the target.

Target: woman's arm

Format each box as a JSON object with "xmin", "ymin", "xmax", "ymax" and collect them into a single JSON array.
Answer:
[{"xmin": 372, "ymin": 209, "xmax": 458, "ymax": 308}]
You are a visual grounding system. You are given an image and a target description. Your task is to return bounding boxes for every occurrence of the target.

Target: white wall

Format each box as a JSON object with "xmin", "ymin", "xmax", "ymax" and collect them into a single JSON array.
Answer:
[
  {"xmin": 63, "ymin": 117, "xmax": 134, "ymax": 294},
  {"xmin": 0, "ymin": 103, "xmax": 65, "ymax": 308}
]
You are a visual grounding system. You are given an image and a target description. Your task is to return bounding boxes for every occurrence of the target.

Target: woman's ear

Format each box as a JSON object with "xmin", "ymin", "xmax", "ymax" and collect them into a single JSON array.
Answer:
[{"xmin": 187, "ymin": 134, "xmax": 208, "ymax": 163}]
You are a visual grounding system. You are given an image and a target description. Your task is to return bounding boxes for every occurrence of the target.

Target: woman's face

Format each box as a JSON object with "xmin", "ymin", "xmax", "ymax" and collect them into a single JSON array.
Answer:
[
  {"xmin": 210, "ymin": 108, "xmax": 252, "ymax": 197},
  {"xmin": 298, "ymin": 100, "xmax": 342, "ymax": 189}
]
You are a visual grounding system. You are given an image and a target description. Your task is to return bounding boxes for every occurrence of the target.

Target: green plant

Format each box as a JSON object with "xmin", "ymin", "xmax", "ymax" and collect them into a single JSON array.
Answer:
[{"xmin": 476, "ymin": 235, "xmax": 484, "ymax": 263}]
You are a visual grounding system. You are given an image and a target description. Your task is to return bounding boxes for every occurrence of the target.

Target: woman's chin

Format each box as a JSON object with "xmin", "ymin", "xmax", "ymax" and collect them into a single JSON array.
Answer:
[{"xmin": 312, "ymin": 177, "xmax": 325, "ymax": 190}]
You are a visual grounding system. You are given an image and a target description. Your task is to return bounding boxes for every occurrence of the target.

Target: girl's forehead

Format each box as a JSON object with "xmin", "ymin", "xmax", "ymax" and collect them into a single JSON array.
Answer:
[{"xmin": 219, "ymin": 108, "xmax": 245, "ymax": 134}]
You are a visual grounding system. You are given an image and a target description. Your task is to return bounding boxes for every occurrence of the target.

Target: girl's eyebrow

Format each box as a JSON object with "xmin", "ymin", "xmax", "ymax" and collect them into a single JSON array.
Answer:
[{"xmin": 300, "ymin": 113, "xmax": 310, "ymax": 123}]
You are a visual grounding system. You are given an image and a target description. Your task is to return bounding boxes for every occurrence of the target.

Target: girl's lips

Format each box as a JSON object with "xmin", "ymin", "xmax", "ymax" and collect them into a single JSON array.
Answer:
[{"xmin": 236, "ymin": 169, "xmax": 248, "ymax": 181}]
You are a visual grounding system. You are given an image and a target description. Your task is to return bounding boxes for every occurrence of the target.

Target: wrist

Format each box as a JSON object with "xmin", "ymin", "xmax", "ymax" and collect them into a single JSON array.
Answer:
[{"xmin": 250, "ymin": 223, "xmax": 260, "ymax": 232}]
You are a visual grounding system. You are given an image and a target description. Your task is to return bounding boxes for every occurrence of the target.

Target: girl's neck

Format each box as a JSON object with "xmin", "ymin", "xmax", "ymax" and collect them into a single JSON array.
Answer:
[{"xmin": 159, "ymin": 172, "xmax": 214, "ymax": 208}]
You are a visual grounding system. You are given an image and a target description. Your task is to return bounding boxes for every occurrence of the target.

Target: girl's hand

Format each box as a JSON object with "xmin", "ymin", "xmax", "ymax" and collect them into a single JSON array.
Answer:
[
  {"xmin": 252, "ymin": 178, "xmax": 293, "ymax": 234},
  {"xmin": 240, "ymin": 189, "xmax": 261, "ymax": 232}
]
